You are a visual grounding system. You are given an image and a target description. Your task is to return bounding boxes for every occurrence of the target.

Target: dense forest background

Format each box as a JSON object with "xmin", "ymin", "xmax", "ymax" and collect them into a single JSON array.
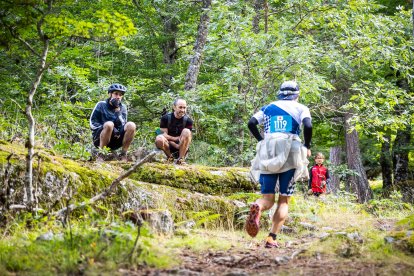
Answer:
[{"xmin": 0, "ymin": 0, "xmax": 413, "ymax": 203}]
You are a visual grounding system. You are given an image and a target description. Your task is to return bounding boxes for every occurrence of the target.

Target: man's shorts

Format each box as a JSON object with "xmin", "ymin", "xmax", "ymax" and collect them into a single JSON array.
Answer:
[
  {"xmin": 259, "ymin": 169, "xmax": 296, "ymax": 196},
  {"xmin": 93, "ymin": 126, "xmax": 125, "ymax": 150}
]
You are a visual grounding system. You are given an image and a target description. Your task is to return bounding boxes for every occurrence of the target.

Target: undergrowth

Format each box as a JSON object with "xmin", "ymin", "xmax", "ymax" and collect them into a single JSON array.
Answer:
[
  {"xmin": 1, "ymin": 173, "xmax": 414, "ymax": 275},
  {"xmin": 287, "ymin": 190, "xmax": 414, "ymax": 267},
  {"xmin": 0, "ymin": 215, "xmax": 175, "ymax": 275},
  {"xmin": 165, "ymin": 229, "xmax": 241, "ymax": 253}
]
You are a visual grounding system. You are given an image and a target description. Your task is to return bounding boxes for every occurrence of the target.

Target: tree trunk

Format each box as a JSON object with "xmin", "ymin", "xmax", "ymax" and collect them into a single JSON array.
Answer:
[
  {"xmin": 161, "ymin": 15, "xmax": 178, "ymax": 65},
  {"xmin": 329, "ymin": 146, "xmax": 341, "ymax": 195},
  {"xmin": 344, "ymin": 112, "xmax": 373, "ymax": 203},
  {"xmin": 161, "ymin": 13, "xmax": 178, "ymax": 88},
  {"xmin": 380, "ymin": 133, "xmax": 393, "ymax": 196},
  {"xmin": 184, "ymin": 0, "xmax": 211, "ymax": 91},
  {"xmin": 25, "ymin": 40, "xmax": 49, "ymax": 208},
  {"xmin": 393, "ymin": 78, "xmax": 413, "ymax": 202},
  {"xmin": 264, "ymin": 0, "xmax": 268, "ymax": 33},
  {"xmin": 252, "ymin": 0, "xmax": 264, "ymax": 33},
  {"xmin": 393, "ymin": 125, "xmax": 413, "ymax": 202},
  {"xmin": 233, "ymin": 106, "xmax": 245, "ymax": 166},
  {"xmin": 252, "ymin": 0, "xmax": 268, "ymax": 33}
]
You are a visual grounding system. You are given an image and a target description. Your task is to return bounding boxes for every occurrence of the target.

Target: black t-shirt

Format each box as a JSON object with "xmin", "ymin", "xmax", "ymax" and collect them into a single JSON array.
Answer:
[{"xmin": 160, "ymin": 112, "xmax": 193, "ymax": 137}]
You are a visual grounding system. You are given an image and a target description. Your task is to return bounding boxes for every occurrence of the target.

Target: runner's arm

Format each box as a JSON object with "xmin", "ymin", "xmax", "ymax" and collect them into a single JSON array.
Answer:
[
  {"xmin": 248, "ymin": 117, "xmax": 263, "ymax": 142},
  {"xmin": 303, "ymin": 117, "xmax": 312, "ymax": 149}
]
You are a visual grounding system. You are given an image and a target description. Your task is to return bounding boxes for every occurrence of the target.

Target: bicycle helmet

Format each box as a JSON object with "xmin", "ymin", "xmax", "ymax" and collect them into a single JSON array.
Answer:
[
  {"xmin": 277, "ymin": 80, "xmax": 299, "ymax": 100},
  {"xmin": 108, "ymin": 83, "xmax": 127, "ymax": 94}
]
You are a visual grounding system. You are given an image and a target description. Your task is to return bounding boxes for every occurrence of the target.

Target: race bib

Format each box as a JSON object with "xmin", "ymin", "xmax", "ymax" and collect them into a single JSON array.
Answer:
[{"xmin": 270, "ymin": 115, "xmax": 292, "ymax": 133}]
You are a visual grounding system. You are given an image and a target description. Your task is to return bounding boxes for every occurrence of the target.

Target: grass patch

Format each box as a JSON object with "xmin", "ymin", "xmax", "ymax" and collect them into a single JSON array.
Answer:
[
  {"xmin": 306, "ymin": 228, "xmax": 414, "ymax": 267},
  {"xmin": 290, "ymin": 190, "xmax": 414, "ymax": 268},
  {"xmin": 0, "ymin": 218, "xmax": 176, "ymax": 275},
  {"xmin": 227, "ymin": 192, "xmax": 261, "ymax": 203},
  {"xmin": 165, "ymin": 229, "xmax": 243, "ymax": 253}
]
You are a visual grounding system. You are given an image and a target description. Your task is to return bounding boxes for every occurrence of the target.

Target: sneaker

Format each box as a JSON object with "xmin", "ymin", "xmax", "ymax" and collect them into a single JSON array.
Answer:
[
  {"xmin": 264, "ymin": 236, "xmax": 280, "ymax": 248},
  {"xmin": 108, "ymin": 150, "xmax": 118, "ymax": 161},
  {"xmin": 175, "ymin": 158, "xmax": 187, "ymax": 165},
  {"xmin": 245, "ymin": 203, "xmax": 261, "ymax": 237},
  {"xmin": 119, "ymin": 151, "xmax": 128, "ymax": 162},
  {"xmin": 166, "ymin": 155, "xmax": 174, "ymax": 163},
  {"xmin": 96, "ymin": 153, "xmax": 105, "ymax": 163}
]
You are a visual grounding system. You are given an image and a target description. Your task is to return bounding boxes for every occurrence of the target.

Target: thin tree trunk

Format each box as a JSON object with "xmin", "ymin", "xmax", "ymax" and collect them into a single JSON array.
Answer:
[
  {"xmin": 232, "ymin": 108, "xmax": 244, "ymax": 166},
  {"xmin": 380, "ymin": 133, "xmax": 393, "ymax": 196},
  {"xmin": 344, "ymin": 112, "xmax": 373, "ymax": 203},
  {"xmin": 393, "ymin": 125, "xmax": 412, "ymax": 202},
  {"xmin": 264, "ymin": 0, "xmax": 268, "ymax": 33},
  {"xmin": 239, "ymin": 125, "xmax": 245, "ymax": 165},
  {"xmin": 184, "ymin": 0, "xmax": 211, "ymax": 91},
  {"xmin": 252, "ymin": 0, "xmax": 268, "ymax": 33},
  {"xmin": 329, "ymin": 146, "xmax": 341, "ymax": 195},
  {"xmin": 25, "ymin": 40, "xmax": 49, "ymax": 208},
  {"xmin": 162, "ymin": 15, "xmax": 178, "ymax": 65},
  {"xmin": 393, "ymin": 78, "xmax": 413, "ymax": 202},
  {"xmin": 252, "ymin": 0, "xmax": 264, "ymax": 33},
  {"xmin": 161, "ymin": 13, "xmax": 178, "ymax": 88}
]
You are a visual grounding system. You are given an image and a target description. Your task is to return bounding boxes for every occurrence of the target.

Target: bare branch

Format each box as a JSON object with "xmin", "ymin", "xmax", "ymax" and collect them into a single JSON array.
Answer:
[
  {"xmin": 15, "ymin": 36, "xmax": 41, "ymax": 57},
  {"xmin": 54, "ymin": 151, "xmax": 157, "ymax": 218}
]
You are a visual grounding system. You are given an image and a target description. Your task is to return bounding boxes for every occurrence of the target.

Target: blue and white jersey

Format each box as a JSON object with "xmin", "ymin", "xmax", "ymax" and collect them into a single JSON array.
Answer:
[{"xmin": 253, "ymin": 100, "xmax": 311, "ymax": 136}]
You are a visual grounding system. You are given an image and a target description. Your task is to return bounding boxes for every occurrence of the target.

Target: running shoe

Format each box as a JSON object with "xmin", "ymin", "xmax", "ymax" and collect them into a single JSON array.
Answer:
[
  {"xmin": 119, "ymin": 151, "xmax": 128, "ymax": 162},
  {"xmin": 175, "ymin": 158, "xmax": 187, "ymax": 165},
  {"xmin": 166, "ymin": 155, "xmax": 174, "ymax": 163},
  {"xmin": 264, "ymin": 236, "xmax": 280, "ymax": 248},
  {"xmin": 245, "ymin": 203, "xmax": 261, "ymax": 237}
]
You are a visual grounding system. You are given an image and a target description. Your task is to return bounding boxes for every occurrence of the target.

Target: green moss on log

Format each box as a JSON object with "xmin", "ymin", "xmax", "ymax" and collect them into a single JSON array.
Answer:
[
  {"xmin": 129, "ymin": 163, "xmax": 255, "ymax": 195},
  {"xmin": 122, "ymin": 180, "xmax": 243, "ymax": 229},
  {"xmin": 0, "ymin": 142, "xmax": 115, "ymax": 204},
  {"xmin": 0, "ymin": 141, "xmax": 251, "ymax": 230}
]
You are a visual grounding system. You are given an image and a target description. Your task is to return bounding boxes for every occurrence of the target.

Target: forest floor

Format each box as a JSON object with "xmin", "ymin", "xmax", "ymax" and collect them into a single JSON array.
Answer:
[
  {"xmin": 1, "ymin": 143, "xmax": 413, "ymax": 275},
  {"xmin": 128, "ymin": 219, "xmax": 413, "ymax": 276}
]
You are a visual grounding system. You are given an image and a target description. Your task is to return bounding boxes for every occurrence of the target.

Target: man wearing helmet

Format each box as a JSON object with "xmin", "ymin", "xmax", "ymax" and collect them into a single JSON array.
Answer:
[
  {"xmin": 246, "ymin": 80, "xmax": 312, "ymax": 248},
  {"xmin": 90, "ymin": 83, "xmax": 136, "ymax": 162}
]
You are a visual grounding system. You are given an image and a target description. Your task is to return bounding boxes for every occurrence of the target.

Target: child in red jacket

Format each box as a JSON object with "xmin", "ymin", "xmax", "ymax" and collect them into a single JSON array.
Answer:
[{"xmin": 308, "ymin": 152, "xmax": 330, "ymax": 197}]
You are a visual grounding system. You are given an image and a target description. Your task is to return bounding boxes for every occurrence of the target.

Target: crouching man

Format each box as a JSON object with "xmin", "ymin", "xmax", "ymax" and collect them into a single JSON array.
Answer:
[
  {"xmin": 90, "ymin": 83, "xmax": 136, "ymax": 162},
  {"xmin": 155, "ymin": 99, "xmax": 193, "ymax": 165}
]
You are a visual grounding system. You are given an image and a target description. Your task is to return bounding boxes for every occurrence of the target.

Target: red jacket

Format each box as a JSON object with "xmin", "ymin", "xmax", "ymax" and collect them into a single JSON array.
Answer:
[{"xmin": 308, "ymin": 164, "xmax": 330, "ymax": 193}]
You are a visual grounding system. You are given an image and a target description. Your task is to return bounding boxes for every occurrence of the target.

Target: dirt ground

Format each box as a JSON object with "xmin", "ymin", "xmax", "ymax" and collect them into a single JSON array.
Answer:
[{"xmin": 127, "ymin": 236, "xmax": 413, "ymax": 276}]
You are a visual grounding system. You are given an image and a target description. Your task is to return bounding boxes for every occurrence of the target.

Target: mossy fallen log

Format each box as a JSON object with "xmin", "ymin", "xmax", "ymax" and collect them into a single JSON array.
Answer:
[
  {"xmin": 0, "ymin": 141, "xmax": 254, "ymax": 230},
  {"xmin": 128, "ymin": 163, "xmax": 256, "ymax": 195}
]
